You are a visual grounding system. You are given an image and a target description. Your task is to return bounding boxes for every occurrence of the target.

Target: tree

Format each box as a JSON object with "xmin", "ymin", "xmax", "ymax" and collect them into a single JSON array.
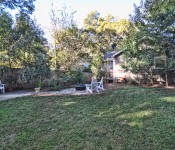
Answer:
[
  {"xmin": 50, "ymin": 6, "xmax": 87, "ymax": 71},
  {"xmin": 19, "ymin": 53, "xmax": 51, "ymax": 87},
  {"xmin": 14, "ymin": 13, "xmax": 48, "ymax": 67},
  {"xmin": 149, "ymin": 0, "xmax": 175, "ymax": 15},
  {"xmin": 83, "ymin": 11, "xmax": 130, "ymax": 76},
  {"xmin": 14, "ymin": 13, "xmax": 51, "ymax": 86},
  {"xmin": 0, "ymin": 0, "xmax": 35, "ymax": 14},
  {"xmin": 0, "ymin": 10, "xmax": 15, "ymax": 69},
  {"xmin": 123, "ymin": 0, "xmax": 175, "ymax": 86},
  {"xmin": 0, "ymin": 11, "xmax": 51, "ymax": 90}
]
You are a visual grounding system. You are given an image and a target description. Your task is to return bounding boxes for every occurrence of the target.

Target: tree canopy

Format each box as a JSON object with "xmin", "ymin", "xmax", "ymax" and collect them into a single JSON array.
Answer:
[
  {"xmin": 0, "ymin": 9, "xmax": 50, "ymax": 87},
  {"xmin": 0, "ymin": 0, "xmax": 35, "ymax": 14},
  {"xmin": 123, "ymin": 0, "xmax": 175, "ymax": 86},
  {"xmin": 83, "ymin": 11, "xmax": 130, "ymax": 76}
]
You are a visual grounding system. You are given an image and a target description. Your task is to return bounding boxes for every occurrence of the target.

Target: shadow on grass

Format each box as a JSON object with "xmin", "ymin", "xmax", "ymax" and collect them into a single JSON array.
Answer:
[{"xmin": 0, "ymin": 86, "xmax": 175, "ymax": 149}]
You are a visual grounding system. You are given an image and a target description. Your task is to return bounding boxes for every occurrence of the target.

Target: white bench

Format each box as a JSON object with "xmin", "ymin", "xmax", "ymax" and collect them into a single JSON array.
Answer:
[
  {"xmin": 85, "ymin": 77, "xmax": 104, "ymax": 93},
  {"xmin": 85, "ymin": 79, "xmax": 99, "ymax": 93}
]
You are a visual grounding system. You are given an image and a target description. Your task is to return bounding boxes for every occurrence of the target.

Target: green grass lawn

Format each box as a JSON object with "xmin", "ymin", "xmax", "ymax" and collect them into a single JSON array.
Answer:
[{"xmin": 1, "ymin": 86, "xmax": 175, "ymax": 150}]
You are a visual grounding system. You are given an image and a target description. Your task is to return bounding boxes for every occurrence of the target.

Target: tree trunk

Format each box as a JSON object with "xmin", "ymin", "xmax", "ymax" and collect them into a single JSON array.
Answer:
[
  {"xmin": 150, "ymin": 68, "xmax": 153, "ymax": 85},
  {"xmin": 165, "ymin": 71, "xmax": 168, "ymax": 87},
  {"xmin": 164, "ymin": 55, "xmax": 168, "ymax": 87}
]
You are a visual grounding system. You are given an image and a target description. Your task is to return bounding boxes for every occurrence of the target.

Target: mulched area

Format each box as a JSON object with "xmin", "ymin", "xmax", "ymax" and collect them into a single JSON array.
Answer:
[{"xmin": 34, "ymin": 83, "xmax": 126, "ymax": 97}]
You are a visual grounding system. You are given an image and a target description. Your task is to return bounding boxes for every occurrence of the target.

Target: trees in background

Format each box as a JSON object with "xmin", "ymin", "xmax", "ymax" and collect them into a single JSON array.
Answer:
[
  {"xmin": 50, "ymin": 6, "xmax": 87, "ymax": 71},
  {"xmin": 83, "ymin": 11, "xmax": 130, "ymax": 76},
  {"xmin": 3, "ymin": 0, "xmax": 175, "ymax": 89},
  {"xmin": 0, "ymin": 10, "xmax": 14, "ymax": 69},
  {"xmin": 149, "ymin": 0, "xmax": 175, "ymax": 15},
  {"xmin": 51, "ymin": 8, "xmax": 130, "ymax": 76},
  {"xmin": 123, "ymin": 0, "xmax": 175, "ymax": 86},
  {"xmin": 0, "ymin": 0, "xmax": 36, "ymax": 14},
  {"xmin": 0, "ymin": 1, "xmax": 51, "ymax": 90},
  {"xmin": 15, "ymin": 13, "xmax": 51, "ymax": 86}
]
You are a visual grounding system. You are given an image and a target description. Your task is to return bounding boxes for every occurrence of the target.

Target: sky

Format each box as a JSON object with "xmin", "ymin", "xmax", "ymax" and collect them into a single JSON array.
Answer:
[{"xmin": 32, "ymin": 0, "xmax": 141, "ymax": 43}]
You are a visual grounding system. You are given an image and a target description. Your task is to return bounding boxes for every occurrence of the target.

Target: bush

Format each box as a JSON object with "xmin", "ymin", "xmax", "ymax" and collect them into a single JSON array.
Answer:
[
  {"xmin": 82, "ymin": 66, "xmax": 92, "ymax": 73},
  {"xmin": 48, "ymin": 79, "xmax": 61, "ymax": 91},
  {"xmin": 47, "ymin": 70, "xmax": 86, "ymax": 91},
  {"xmin": 97, "ymin": 70, "xmax": 106, "ymax": 80},
  {"xmin": 18, "ymin": 53, "xmax": 51, "ymax": 87}
]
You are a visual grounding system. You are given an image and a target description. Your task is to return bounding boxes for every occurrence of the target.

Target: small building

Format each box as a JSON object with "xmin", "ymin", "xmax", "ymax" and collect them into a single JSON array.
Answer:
[
  {"xmin": 103, "ymin": 50, "xmax": 175, "ymax": 84},
  {"xmin": 102, "ymin": 50, "xmax": 128, "ymax": 82}
]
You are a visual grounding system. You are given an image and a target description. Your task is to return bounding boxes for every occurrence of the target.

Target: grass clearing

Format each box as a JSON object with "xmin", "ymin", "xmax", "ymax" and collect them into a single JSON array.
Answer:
[{"xmin": 1, "ymin": 86, "xmax": 175, "ymax": 149}]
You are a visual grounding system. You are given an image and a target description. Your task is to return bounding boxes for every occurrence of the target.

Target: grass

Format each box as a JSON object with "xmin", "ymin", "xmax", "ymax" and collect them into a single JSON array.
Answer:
[{"xmin": 0, "ymin": 86, "xmax": 175, "ymax": 150}]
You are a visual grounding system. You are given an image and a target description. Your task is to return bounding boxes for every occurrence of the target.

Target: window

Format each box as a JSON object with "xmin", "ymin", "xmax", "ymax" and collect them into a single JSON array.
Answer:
[{"xmin": 109, "ymin": 61, "xmax": 113, "ymax": 69}]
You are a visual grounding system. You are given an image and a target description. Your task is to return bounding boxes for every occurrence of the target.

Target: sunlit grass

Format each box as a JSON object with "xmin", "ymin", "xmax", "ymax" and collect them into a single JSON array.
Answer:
[
  {"xmin": 63, "ymin": 101, "xmax": 76, "ymax": 106},
  {"xmin": 0, "ymin": 86, "xmax": 175, "ymax": 149},
  {"xmin": 118, "ymin": 110, "xmax": 154, "ymax": 119},
  {"xmin": 161, "ymin": 97, "xmax": 175, "ymax": 103}
]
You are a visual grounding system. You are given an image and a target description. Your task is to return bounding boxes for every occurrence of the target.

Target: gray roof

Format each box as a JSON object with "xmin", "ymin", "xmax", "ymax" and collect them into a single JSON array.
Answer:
[
  {"xmin": 112, "ymin": 50, "xmax": 124, "ymax": 57},
  {"xmin": 103, "ymin": 50, "xmax": 124, "ymax": 61},
  {"xmin": 103, "ymin": 51, "xmax": 117, "ymax": 61}
]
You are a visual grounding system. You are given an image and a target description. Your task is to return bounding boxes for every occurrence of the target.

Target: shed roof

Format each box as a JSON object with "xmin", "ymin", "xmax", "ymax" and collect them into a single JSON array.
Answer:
[
  {"xmin": 103, "ymin": 51, "xmax": 117, "ymax": 61},
  {"xmin": 103, "ymin": 49, "xmax": 124, "ymax": 61}
]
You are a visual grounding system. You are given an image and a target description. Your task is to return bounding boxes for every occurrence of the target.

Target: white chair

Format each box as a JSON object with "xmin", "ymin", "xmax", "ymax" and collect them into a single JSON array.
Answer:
[
  {"xmin": 97, "ymin": 77, "xmax": 104, "ymax": 90},
  {"xmin": 0, "ymin": 80, "xmax": 5, "ymax": 94},
  {"xmin": 85, "ymin": 78, "xmax": 99, "ymax": 93}
]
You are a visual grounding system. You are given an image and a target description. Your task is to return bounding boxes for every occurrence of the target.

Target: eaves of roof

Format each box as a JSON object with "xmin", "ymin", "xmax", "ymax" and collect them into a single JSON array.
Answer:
[{"xmin": 112, "ymin": 49, "xmax": 126, "ymax": 58}]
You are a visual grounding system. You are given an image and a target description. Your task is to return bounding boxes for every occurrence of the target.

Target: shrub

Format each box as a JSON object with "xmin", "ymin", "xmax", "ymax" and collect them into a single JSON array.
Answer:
[
  {"xmin": 82, "ymin": 66, "xmax": 92, "ymax": 73},
  {"xmin": 18, "ymin": 53, "xmax": 51, "ymax": 87},
  {"xmin": 48, "ymin": 79, "xmax": 61, "ymax": 91},
  {"xmin": 47, "ymin": 70, "xmax": 85, "ymax": 91}
]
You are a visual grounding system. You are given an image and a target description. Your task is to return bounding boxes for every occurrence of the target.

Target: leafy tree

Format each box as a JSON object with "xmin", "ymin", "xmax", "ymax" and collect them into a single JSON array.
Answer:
[
  {"xmin": 50, "ymin": 6, "xmax": 87, "ymax": 71},
  {"xmin": 83, "ymin": 11, "xmax": 130, "ymax": 76},
  {"xmin": 149, "ymin": 0, "xmax": 175, "ymax": 15},
  {"xmin": 14, "ymin": 13, "xmax": 48, "ymax": 66},
  {"xmin": 0, "ymin": 11, "xmax": 51, "ymax": 90},
  {"xmin": 0, "ymin": 0, "xmax": 35, "ymax": 14},
  {"xmin": 14, "ymin": 13, "xmax": 51, "ymax": 86},
  {"xmin": 19, "ymin": 53, "xmax": 51, "ymax": 86},
  {"xmin": 0, "ymin": 10, "xmax": 15, "ymax": 69},
  {"xmin": 0, "ymin": 0, "xmax": 51, "ymax": 90},
  {"xmin": 123, "ymin": 0, "xmax": 175, "ymax": 86}
]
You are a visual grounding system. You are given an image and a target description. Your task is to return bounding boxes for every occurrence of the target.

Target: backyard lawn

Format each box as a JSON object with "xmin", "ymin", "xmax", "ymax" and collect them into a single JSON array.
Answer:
[{"xmin": 0, "ymin": 86, "xmax": 175, "ymax": 150}]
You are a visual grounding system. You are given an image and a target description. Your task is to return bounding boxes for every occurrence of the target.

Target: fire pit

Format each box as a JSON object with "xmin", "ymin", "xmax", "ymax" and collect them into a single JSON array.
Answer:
[{"xmin": 75, "ymin": 84, "xmax": 86, "ymax": 91}]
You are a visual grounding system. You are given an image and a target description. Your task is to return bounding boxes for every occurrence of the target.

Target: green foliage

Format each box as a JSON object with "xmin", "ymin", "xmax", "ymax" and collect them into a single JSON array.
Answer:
[
  {"xmin": 83, "ymin": 11, "xmax": 130, "ymax": 76},
  {"xmin": 0, "ymin": 10, "xmax": 15, "ymax": 68},
  {"xmin": 97, "ymin": 70, "xmax": 106, "ymax": 79},
  {"xmin": 62, "ymin": 70, "xmax": 85, "ymax": 85},
  {"xmin": 51, "ymin": 6, "xmax": 87, "ymax": 71},
  {"xmin": 123, "ymin": 0, "xmax": 175, "ymax": 86},
  {"xmin": 51, "ymin": 8, "xmax": 130, "ymax": 77},
  {"xmin": 150, "ymin": 0, "xmax": 175, "ymax": 15},
  {"xmin": 0, "ymin": 11, "xmax": 50, "ymax": 89},
  {"xmin": 0, "ymin": 0, "xmax": 36, "ymax": 14},
  {"xmin": 82, "ymin": 65, "xmax": 92, "ymax": 73},
  {"xmin": 48, "ymin": 79, "xmax": 61, "ymax": 91},
  {"xmin": 48, "ymin": 70, "xmax": 84, "ymax": 90},
  {"xmin": 19, "ymin": 53, "xmax": 51, "ymax": 86},
  {"xmin": 73, "ymin": 69, "xmax": 85, "ymax": 84}
]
